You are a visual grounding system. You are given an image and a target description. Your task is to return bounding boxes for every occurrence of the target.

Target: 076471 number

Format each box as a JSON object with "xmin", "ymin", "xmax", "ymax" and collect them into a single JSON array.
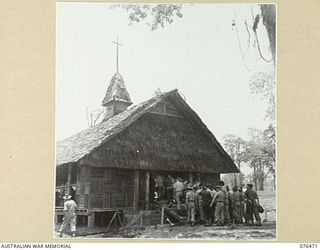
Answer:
[{"xmin": 300, "ymin": 244, "xmax": 318, "ymax": 248}]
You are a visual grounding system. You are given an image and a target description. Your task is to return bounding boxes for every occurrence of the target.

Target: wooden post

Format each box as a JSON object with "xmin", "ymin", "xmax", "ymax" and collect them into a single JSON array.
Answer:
[
  {"xmin": 67, "ymin": 164, "xmax": 72, "ymax": 194},
  {"xmin": 188, "ymin": 173, "xmax": 193, "ymax": 185},
  {"xmin": 140, "ymin": 214, "xmax": 143, "ymax": 228},
  {"xmin": 133, "ymin": 170, "xmax": 140, "ymax": 211},
  {"xmin": 161, "ymin": 206, "xmax": 165, "ymax": 226},
  {"xmin": 145, "ymin": 171, "xmax": 150, "ymax": 210},
  {"xmin": 87, "ymin": 212, "xmax": 95, "ymax": 228},
  {"xmin": 265, "ymin": 211, "xmax": 268, "ymax": 222},
  {"xmin": 196, "ymin": 173, "xmax": 201, "ymax": 183}
]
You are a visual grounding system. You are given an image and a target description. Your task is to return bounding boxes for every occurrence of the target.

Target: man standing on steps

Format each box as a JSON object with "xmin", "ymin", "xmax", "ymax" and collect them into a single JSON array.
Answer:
[
  {"xmin": 59, "ymin": 194, "xmax": 78, "ymax": 237},
  {"xmin": 173, "ymin": 177, "xmax": 184, "ymax": 211}
]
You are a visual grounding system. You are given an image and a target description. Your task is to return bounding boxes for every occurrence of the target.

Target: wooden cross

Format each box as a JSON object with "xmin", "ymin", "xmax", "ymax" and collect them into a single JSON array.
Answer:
[{"xmin": 112, "ymin": 36, "xmax": 123, "ymax": 73}]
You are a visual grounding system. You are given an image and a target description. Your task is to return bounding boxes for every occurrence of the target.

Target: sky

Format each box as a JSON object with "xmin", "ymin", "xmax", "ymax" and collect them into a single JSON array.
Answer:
[{"xmin": 56, "ymin": 3, "xmax": 274, "ymax": 143}]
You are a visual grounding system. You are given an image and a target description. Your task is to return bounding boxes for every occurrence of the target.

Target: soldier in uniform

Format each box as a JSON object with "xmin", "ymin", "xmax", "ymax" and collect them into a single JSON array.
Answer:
[
  {"xmin": 186, "ymin": 185, "xmax": 197, "ymax": 226},
  {"xmin": 59, "ymin": 194, "xmax": 78, "ymax": 237},
  {"xmin": 210, "ymin": 185, "xmax": 225, "ymax": 226},
  {"xmin": 198, "ymin": 185, "xmax": 212, "ymax": 226},
  {"xmin": 219, "ymin": 181, "xmax": 231, "ymax": 225},
  {"xmin": 226, "ymin": 186, "xmax": 234, "ymax": 223},
  {"xmin": 196, "ymin": 184, "xmax": 204, "ymax": 223},
  {"xmin": 173, "ymin": 177, "xmax": 185, "ymax": 210},
  {"xmin": 208, "ymin": 185, "xmax": 216, "ymax": 224},
  {"xmin": 231, "ymin": 187, "xmax": 241, "ymax": 223},
  {"xmin": 244, "ymin": 184, "xmax": 262, "ymax": 226},
  {"xmin": 239, "ymin": 187, "xmax": 245, "ymax": 223}
]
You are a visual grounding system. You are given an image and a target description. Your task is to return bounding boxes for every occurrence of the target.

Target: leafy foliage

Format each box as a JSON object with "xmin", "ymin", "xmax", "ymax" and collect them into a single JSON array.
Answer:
[
  {"xmin": 111, "ymin": 4, "xmax": 183, "ymax": 31},
  {"xmin": 223, "ymin": 126, "xmax": 275, "ymax": 191},
  {"xmin": 249, "ymin": 66, "xmax": 275, "ymax": 122},
  {"xmin": 223, "ymin": 134, "xmax": 246, "ymax": 164}
]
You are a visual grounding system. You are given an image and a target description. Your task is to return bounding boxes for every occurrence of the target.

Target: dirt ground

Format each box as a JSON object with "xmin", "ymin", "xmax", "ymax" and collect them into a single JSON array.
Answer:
[
  {"xmin": 55, "ymin": 191, "xmax": 276, "ymax": 240},
  {"xmin": 130, "ymin": 222, "xmax": 276, "ymax": 240}
]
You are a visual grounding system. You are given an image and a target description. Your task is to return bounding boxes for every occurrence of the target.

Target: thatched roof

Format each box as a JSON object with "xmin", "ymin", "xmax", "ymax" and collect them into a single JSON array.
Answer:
[
  {"xmin": 102, "ymin": 73, "xmax": 131, "ymax": 106},
  {"xmin": 56, "ymin": 89, "xmax": 238, "ymax": 173},
  {"xmin": 57, "ymin": 90, "xmax": 174, "ymax": 167}
]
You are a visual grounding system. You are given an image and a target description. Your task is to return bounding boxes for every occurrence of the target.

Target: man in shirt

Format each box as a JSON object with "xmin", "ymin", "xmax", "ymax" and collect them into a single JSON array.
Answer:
[
  {"xmin": 59, "ymin": 194, "xmax": 78, "ymax": 237},
  {"xmin": 185, "ymin": 185, "xmax": 197, "ymax": 226},
  {"xmin": 231, "ymin": 187, "xmax": 241, "ymax": 224},
  {"xmin": 173, "ymin": 177, "xmax": 184, "ymax": 210},
  {"xmin": 210, "ymin": 185, "xmax": 225, "ymax": 226},
  {"xmin": 244, "ymin": 183, "xmax": 261, "ymax": 226},
  {"xmin": 196, "ymin": 184, "xmax": 204, "ymax": 223},
  {"xmin": 239, "ymin": 187, "xmax": 245, "ymax": 223},
  {"xmin": 226, "ymin": 186, "xmax": 234, "ymax": 223},
  {"xmin": 199, "ymin": 185, "xmax": 212, "ymax": 226},
  {"xmin": 208, "ymin": 185, "xmax": 216, "ymax": 224},
  {"xmin": 219, "ymin": 181, "xmax": 231, "ymax": 225}
]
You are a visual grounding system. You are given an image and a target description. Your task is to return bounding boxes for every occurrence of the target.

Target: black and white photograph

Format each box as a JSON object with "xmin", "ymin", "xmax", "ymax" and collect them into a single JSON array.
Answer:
[{"xmin": 54, "ymin": 3, "xmax": 276, "ymax": 240}]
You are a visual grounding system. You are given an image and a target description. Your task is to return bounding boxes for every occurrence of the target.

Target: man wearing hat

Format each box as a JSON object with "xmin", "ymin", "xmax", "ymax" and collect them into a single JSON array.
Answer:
[
  {"xmin": 185, "ymin": 185, "xmax": 197, "ymax": 226},
  {"xmin": 58, "ymin": 194, "xmax": 78, "ymax": 237},
  {"xmin": 244, "ymin": 184, "xmax": 261, "ymax": 226},
  {"xmin": 210, "ymin": 185, "xmax": 225, "ymax": 226}
]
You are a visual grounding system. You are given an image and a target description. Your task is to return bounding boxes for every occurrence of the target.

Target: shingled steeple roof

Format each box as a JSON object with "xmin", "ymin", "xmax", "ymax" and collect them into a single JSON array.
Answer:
[{"xmin": 102, "ymin": 72, "xmax": 132, "ymax": 106}]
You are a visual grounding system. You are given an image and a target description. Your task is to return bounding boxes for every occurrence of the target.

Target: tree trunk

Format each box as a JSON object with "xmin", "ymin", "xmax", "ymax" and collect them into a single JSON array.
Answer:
[
  {"xmin": 133, "ymin": 170, "xmax": 140, "ymax": 211},
  {"xmin": 257, "ymin": 160, "xmax": 264, "ymax": 191},
  {"xmin": 253, "ymin": 165, "xmax": 258, "ymax": 191},
  {"xmin": 259, "ymin": 176, "xmax": 264, "ymax": 191},
  {"xmin": 273, "ymin": 174, "xmax": 276, "ymax": 191},
  {"xmin": 260, "ymin": 4, "xmax": 276, "ymax": 66}
]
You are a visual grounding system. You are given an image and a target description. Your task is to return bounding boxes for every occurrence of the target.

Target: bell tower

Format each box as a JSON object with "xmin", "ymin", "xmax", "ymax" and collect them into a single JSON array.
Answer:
[{"xmin": 102, "ymin": 37, "xmax": 132, "ymax": 122}]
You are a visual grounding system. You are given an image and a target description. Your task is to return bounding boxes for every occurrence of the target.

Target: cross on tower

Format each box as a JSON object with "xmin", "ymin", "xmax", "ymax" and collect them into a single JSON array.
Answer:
[{"xmin": 112, "ymin": 36, "xmax": 123, "ymax": 73}]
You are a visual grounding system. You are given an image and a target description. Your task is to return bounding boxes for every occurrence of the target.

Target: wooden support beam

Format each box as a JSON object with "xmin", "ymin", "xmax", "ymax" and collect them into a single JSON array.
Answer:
[
  {"xmin": 107, "ymin": 211, "xmax": 118, "ymax": 229},
  {"xmin": 133, "ymin": 170, "xmax": 140, "ymax": 211},
  {"xmin": 76, "ymin": 166, "xmax": 81, "ymax": 196},
  {"xmin": 87, "ymin": 212, "xmax": 95, "ymax": 228},
  {"xmin": 161, "ymin": 206, "xmax": 165, "ymax": 226},
  {"xmin": 188, "ymin": 172, "xmax": 193, "ymax": 185},
  {"xmin": 139, "ymin": 215, "xmax": 143, "ymax": 228},
  {"xmin": 145, "ymin": 171, "xmax": 150, "ymax": 210},
  {"xmin": 67, "ymin": 164, "xmax": 72, "ymax": 194},
  {"xmin": 196, "ymin": 173, "xmax": 201, "ymax": 183}
]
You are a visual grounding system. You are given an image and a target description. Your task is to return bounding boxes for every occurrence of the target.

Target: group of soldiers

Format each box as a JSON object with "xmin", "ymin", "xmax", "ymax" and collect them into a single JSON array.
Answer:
[
  {"xmin": 170, "ymin": 178, "xmax": 262, "ymax": 227},
  {"xmin": 57, "ymin": 176, "xmax": 262, "ymax": 237}
]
